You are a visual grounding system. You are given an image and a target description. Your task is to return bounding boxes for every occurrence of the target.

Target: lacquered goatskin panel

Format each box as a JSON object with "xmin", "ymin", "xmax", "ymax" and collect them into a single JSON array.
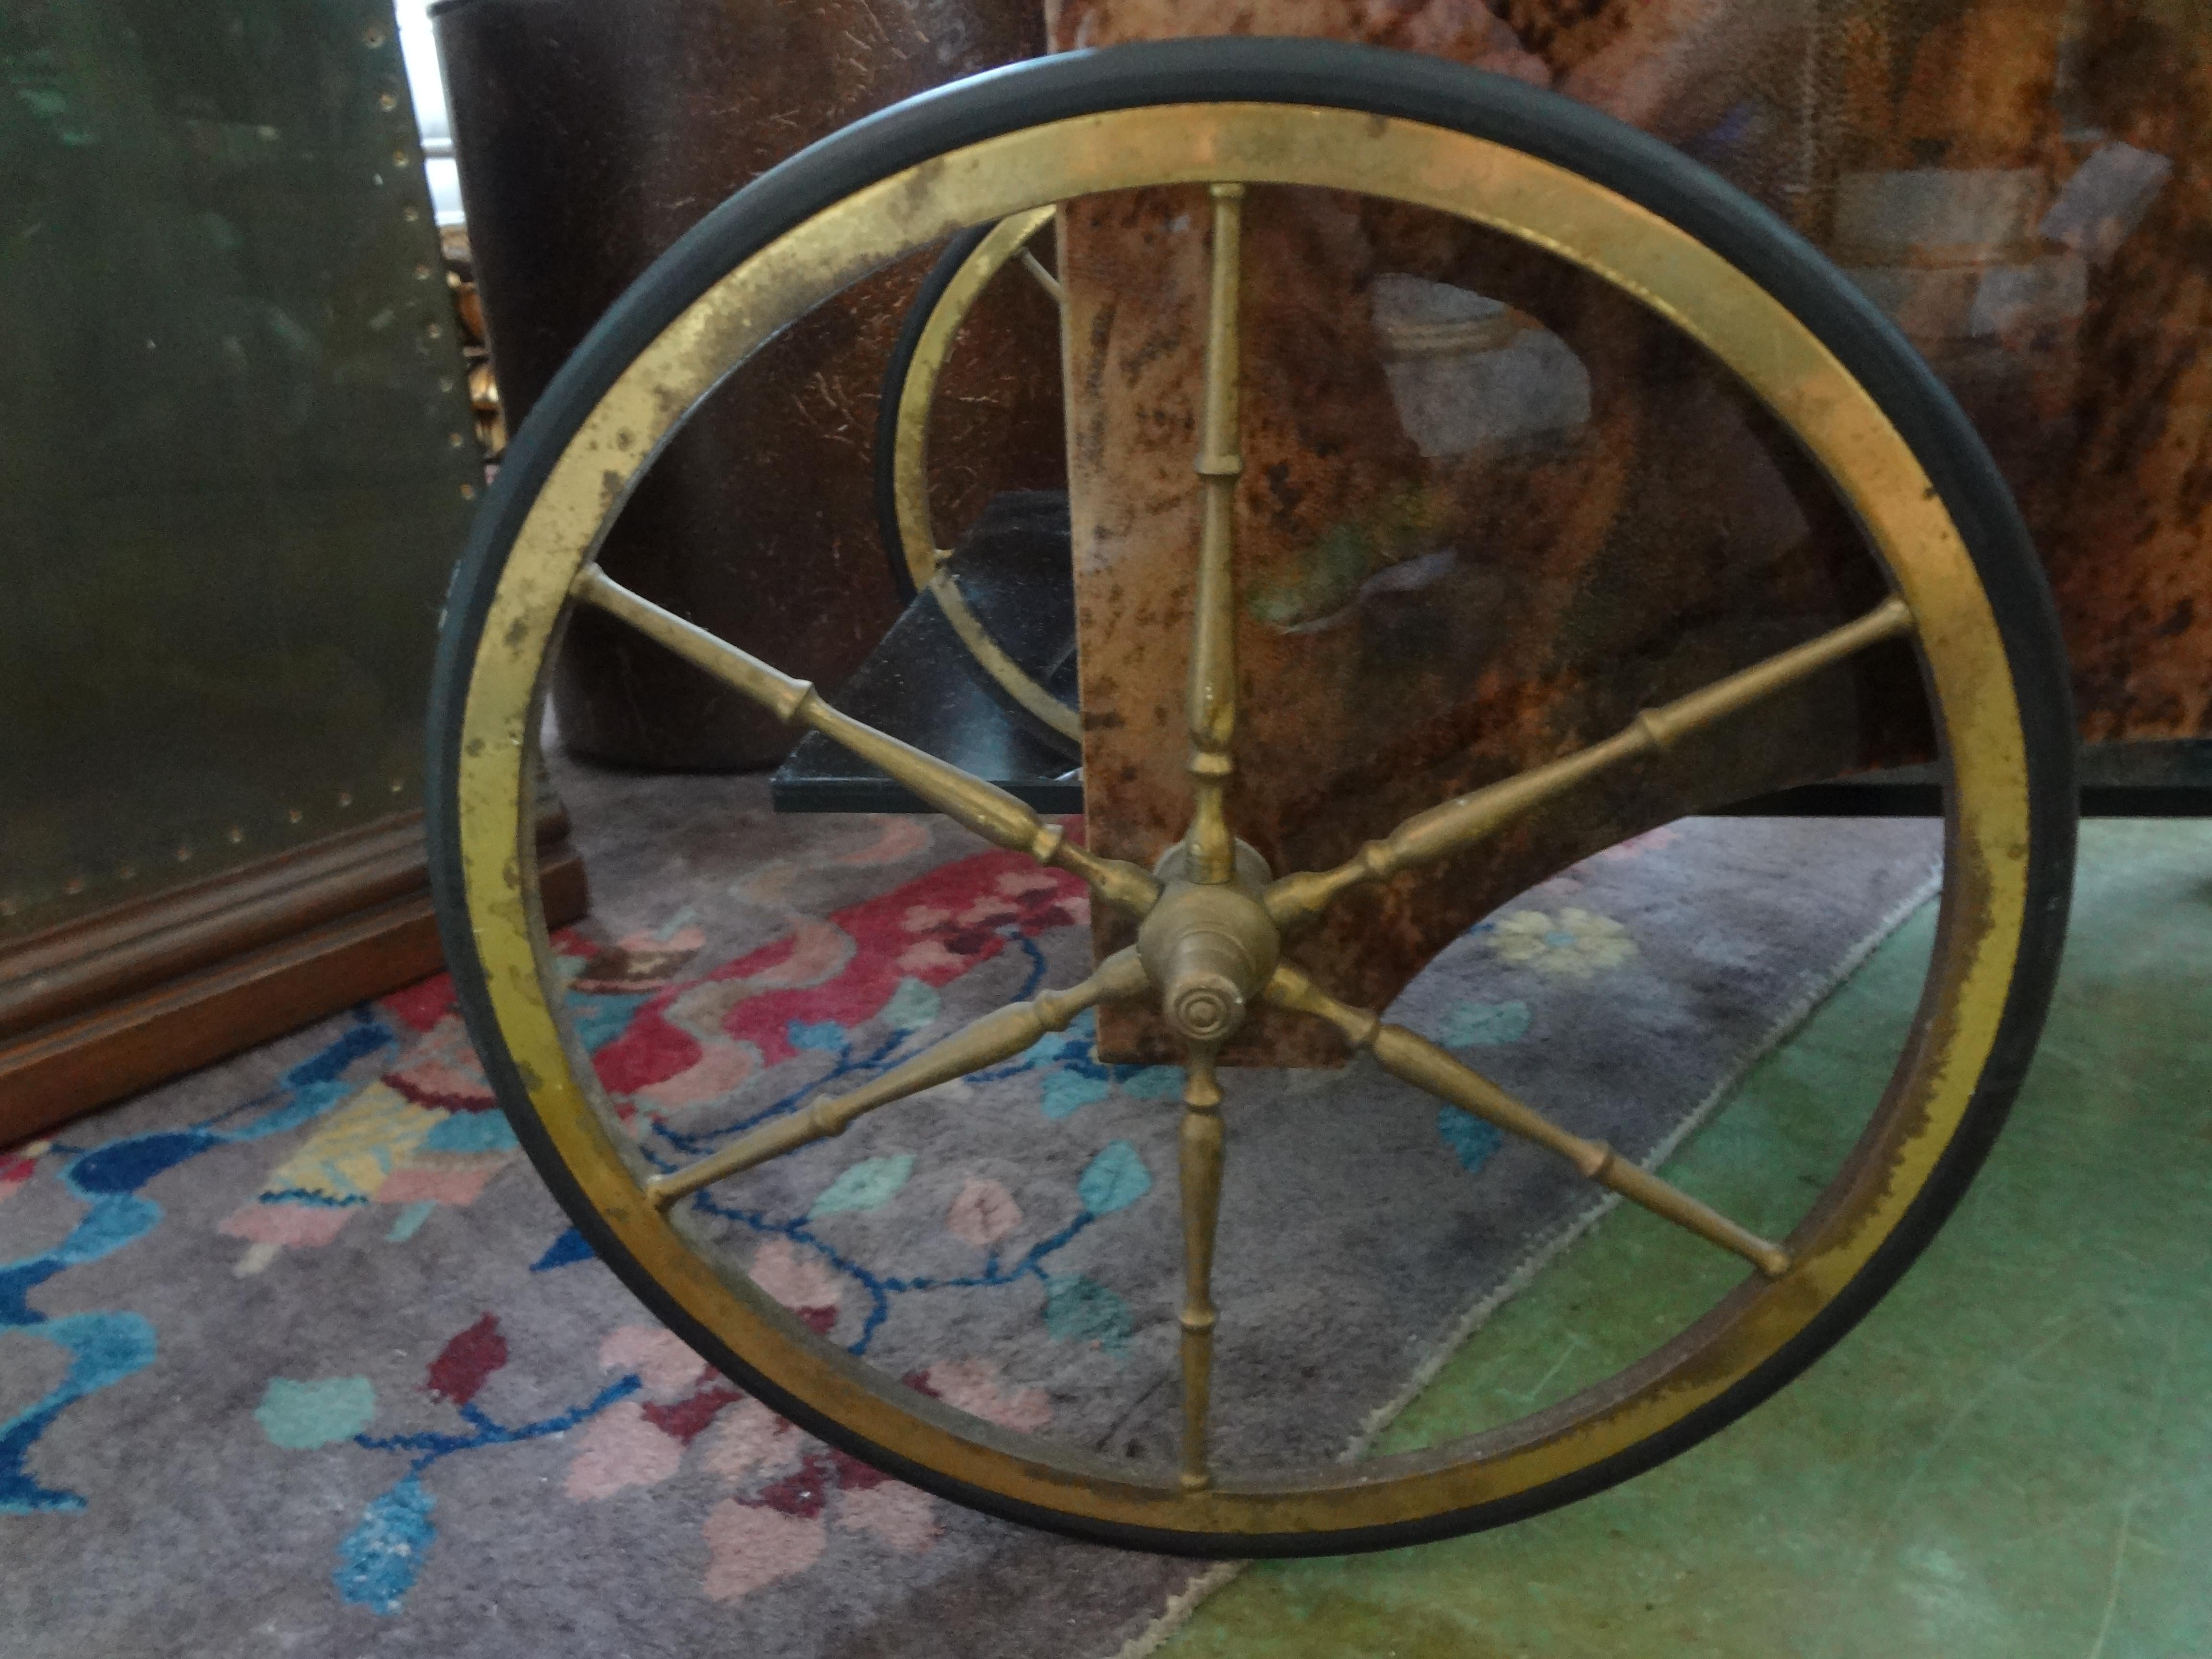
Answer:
[
  {"xmin": 1817, "ymin": 1, "xmax": 2212, "ymax": 742},
  {"xmin": 1049, "ymin": 0, "xmax": 2200, "ymax": 1059}
]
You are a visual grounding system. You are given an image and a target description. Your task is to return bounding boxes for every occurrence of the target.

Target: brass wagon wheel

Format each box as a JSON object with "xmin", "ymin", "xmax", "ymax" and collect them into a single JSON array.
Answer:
[{"xmin": 428, "ymin": 39, "xmax": 2075, "ymax": 1556}]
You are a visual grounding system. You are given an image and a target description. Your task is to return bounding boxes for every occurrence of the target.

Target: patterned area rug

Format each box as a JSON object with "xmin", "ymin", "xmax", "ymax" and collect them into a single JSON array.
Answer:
[{"xmin": 0, "ymin": 763, "xmax": 1938, "ymax": 1658}]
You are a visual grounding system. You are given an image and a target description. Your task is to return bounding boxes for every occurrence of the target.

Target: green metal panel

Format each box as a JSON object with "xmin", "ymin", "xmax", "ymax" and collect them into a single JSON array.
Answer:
[{"xmin": 0, "ymin": 0, "xmax": 481, "ymax": 938}]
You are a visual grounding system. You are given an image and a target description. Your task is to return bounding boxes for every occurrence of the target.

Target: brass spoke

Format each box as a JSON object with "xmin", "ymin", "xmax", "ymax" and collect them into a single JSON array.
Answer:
[
  {"xmin": 1181, "ymin": 181, "xmax": 1246, "ymax": 886},
  {"xmin": 573, "ymin": 567, "xmax": 1157, "ymax": 916},
  {"xmin": 1175, "ymin": 1041, "xmax": 1226, "ymax": 1491},
  {"xmin": 1264, "ymin": 596, "xmax": 1915, "ymax": 929},
  {"xmin": 1018, "ymin": 245, "xmax": 1063, "ymax": 305},
  {"xmin": 1265, "ymin": 962, "xmax": 1791, "ymax": 1278},
  {"xmin": 646, "ymin": 948, "xmax": 1149, "ymax": 1210}
]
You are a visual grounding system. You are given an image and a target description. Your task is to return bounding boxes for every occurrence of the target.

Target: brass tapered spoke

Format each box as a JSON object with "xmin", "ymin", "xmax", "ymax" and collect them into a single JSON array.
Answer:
[
  {"xmin": 1018, "ymin": 245, "xmax": 1063, "ymax": 305},
  {"xmin": 1264, "ymin": 962, "xmax": 1791, "ymax": 1278},
  {"xmin": 1175, "ymin": 1041, "xmax": 1226, "ymax": 1491},
  {"xmin": 646, "ymin": 949, "xmax": 1149, "ymax": 1210},
  {"xmin": 1264, "ymin": 596, "xmax": 1916, "ymax": 930},
  {"xmin": 573, "ymin": 567, "xmax": 1157, "ymax": 917},
  {"xmin": 1181, "ymin": 182, "xmax": 1246, "ymax": 886}
]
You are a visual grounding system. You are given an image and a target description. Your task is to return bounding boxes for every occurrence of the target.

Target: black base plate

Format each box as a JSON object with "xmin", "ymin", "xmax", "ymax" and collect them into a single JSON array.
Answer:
[
  {"xmin": 770, "ymin": 579, "xmax": 1081, "ymax": 816},
  {"xmin": 774, "ymin": 503, "xmax": 2211, "ymax": 820},
  {"xmin": 773, "ymin": 601, "xmax": 2212, "ymax": 818}
]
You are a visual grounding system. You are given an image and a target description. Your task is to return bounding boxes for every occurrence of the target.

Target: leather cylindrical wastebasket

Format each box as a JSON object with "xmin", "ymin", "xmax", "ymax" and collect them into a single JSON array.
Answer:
[{"xmin": 432, "ymin": 0, "xmax": 1059, "ymax": 769}]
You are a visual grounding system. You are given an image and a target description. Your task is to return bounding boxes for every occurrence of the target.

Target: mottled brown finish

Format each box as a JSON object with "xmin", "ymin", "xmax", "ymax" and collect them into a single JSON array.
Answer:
[
  {"xmin": 1064, "ymin": 186, "xmax": 1915, "ymax": 1059},
  {"xmin": 1046, "ymin": 0, "xmax": 2212, "ymax": 745},
  {"xmin": 1055, "ymin": 1, "xmax": 2154, "ymax": 1059},
  {"xmin": 1814, "ymin": 0, "xmax": 2212, "ymax": 741},
  {"xmin": 436, "ymin": 0, "xmax": 1061, "ymax": 769}
]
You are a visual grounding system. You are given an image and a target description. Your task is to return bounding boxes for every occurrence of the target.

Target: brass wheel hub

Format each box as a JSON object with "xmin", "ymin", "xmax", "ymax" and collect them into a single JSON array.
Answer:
[{"xmin": 1139, "ymin": 842, "xmax": 1280, "ymax": 1045}]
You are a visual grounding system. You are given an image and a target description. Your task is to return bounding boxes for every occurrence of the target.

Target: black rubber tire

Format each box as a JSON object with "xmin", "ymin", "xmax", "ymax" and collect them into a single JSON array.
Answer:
[
  {"xmin": 875, "ymin": 223, "xmax": 995, "ymax": 606},
  {"xmin": 429, "ymin": 36, "xmax": 2077, "ymax": 1557}
]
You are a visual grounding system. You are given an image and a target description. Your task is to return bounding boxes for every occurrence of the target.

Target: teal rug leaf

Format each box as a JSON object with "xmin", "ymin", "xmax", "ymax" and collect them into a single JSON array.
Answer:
[
  {"xmin": 884, "ymin": 978, "xmax": 941, "ymax": 1033},
  {"xmin": 789, "ymin": 1020, "xmax": 847, "ymax": 1055},
  {"xmin": 1440, "ymin": 999, "xmax": 1532, "ymax": 1047},
  {"xmin": 1078, "ymin": 1140, "xmax": 1152, "ymax": 1215},
  {"xmin": 811, "ymin": 1154, "xmax": 915, "ymax": 1217},
  {"xmin": 1113, "ymin": 1065, "xmax": 1185, "ymax": 1101},
  {"xmin": 256, "ymin": 1375, "xmax": 378, "ymax": 1450},
  {"xmin": 333, "ymin": 1475, "xmax": 437, "ymax": 1616},
  {"xmin": 1043, "ymin": 1274, "xmax": 1132, "ymax": 1357},
  {"xmin": 1437, "ymin": 1106, "xmax": 1504, "ymax": 1174},
  {"xmin": 1042, "ymin": 1070, "xmax": 1111, "ymax": 1120}
]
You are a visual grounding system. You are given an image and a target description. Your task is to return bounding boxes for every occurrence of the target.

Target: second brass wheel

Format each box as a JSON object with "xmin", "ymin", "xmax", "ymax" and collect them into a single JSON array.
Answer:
[
  {"xmin": 429, "ymin": 38, "xmax": 2075, "ymax": 1556},
  {"xmin": 875, "ymin": 209, "xmax": 1082, "ymax": 753}
]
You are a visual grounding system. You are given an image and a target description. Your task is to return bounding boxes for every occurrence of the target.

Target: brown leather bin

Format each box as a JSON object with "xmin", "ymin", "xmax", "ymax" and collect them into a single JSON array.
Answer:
[{"xmin": 431, "ymin": 0, "xmax": 1057, "ymax": 769}]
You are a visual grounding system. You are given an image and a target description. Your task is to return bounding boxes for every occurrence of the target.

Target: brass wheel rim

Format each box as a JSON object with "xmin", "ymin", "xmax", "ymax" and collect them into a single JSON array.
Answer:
[{"xmin": 447, "ymin": 101, "xmax": 2033, "ymax": 1541}]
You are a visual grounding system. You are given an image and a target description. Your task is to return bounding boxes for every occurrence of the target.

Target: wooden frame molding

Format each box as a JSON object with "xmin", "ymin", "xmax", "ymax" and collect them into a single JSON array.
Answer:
[{"xmin": 0, "ymin": 809, "xmax": 587, "ymax": 1145}]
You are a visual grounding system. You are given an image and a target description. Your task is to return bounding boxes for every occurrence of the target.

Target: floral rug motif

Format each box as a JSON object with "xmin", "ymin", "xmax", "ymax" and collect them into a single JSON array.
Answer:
[{"xmin": 0, "ymin": 769, "xmax": 1938, "ymax": 1659}]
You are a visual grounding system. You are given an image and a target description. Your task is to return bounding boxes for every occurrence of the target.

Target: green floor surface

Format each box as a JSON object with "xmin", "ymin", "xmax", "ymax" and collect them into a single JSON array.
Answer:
[{"xmin": 1165, "ymin": 820, "xmax": 2212, "ymax": 1659}]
